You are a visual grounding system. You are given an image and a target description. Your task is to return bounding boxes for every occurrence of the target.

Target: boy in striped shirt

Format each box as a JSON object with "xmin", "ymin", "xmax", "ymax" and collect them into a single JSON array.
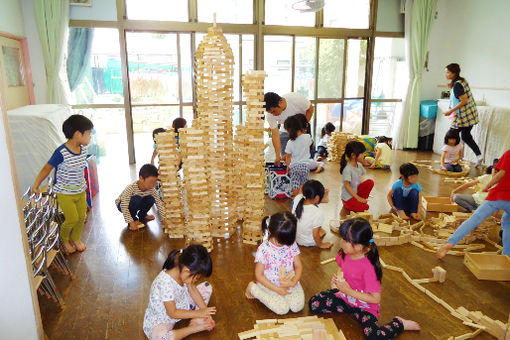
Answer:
[
  {"xmin": 33, "ymin": 114, "xmax": 93, "ymax": 254},
  {"xmin": 116, "ymin": 164, "xmax": 166, "ymax": 231}
]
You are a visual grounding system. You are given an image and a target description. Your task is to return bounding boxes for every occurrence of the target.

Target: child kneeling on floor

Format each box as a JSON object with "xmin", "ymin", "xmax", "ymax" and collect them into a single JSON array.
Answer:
[
  {"xmin": 143, "ymin": 245, "xmax": 216, "ymax": 340},
  {"xmin": 309, "ymin": 218, "xmax": 420, "ymax": 339},
  {"xmin": 245, "ymin": 212, "xmax": 305, "ymax": 315},
  {"xmin": 116, "ymin": 164, "xmax": 167, "ymax": 231},
  {"xmin": 340, "ymin": 141, "xmax": 374, "ymax": 218},
  {"xmin": 292, "ymin": 180, "xmax": 332, "ymax": 249},
  {"xmin": 387, "ymin": 163, "xmax": 422, "ymax": 221}
]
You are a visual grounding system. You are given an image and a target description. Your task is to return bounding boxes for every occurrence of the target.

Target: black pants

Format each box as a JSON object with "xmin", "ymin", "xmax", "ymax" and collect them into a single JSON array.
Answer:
[
  {"xmin": 317, "ymin": 146, "xmax": 328, "ymax": 158},
  {"xmin": 309, "ymin": 289, "xmax": 404, "ymax": 340},
  {"xmin": 117, "ymin": 195, "xmax": 155, "ymax": 221},
  {"xmin": 453, "ymin": 126, "xmax": 481, "ymax": 156}
]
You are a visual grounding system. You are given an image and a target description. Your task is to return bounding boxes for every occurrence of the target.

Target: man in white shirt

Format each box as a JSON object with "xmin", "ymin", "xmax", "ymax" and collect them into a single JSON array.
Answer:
[{"xmin": 264, "ymin": 92, "xmax": 314, "ymax": 166}]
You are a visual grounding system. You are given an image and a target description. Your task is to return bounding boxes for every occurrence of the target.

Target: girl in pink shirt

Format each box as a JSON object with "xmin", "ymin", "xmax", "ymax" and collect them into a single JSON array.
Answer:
[{"xmin": 309, "ymin": 218, "xmax": 420, "ymax": 339}]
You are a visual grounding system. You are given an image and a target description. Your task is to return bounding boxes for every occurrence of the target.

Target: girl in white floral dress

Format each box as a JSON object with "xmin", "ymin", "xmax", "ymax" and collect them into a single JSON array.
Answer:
[
  {"xmin": 143, "ymin": 245, "xmax": 215, "ymax": 340},
  {"xmin": 245, "ymin": 211, "xmax": 305, "ymax": 315}
]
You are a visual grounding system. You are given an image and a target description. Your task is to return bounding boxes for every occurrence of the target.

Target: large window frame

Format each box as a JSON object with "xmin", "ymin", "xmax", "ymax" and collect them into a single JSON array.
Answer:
[{"xmin": 70, "ymin": 0, "xmax": 402, "ymax": 163}]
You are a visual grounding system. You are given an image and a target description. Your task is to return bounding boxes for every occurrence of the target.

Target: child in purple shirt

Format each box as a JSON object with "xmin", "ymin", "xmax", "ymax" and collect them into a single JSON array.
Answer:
[{"xmin": 309, "ymin": 218, "xmax": 420, "ymax": 339}]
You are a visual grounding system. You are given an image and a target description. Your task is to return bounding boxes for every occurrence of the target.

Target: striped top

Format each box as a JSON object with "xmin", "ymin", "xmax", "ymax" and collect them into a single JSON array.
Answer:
[
  {"xmin": 115, "ymin": 182, "xmax": 166, "ymax": 223},
  {"xmin": 48, "ymin": 144, "xmax": 88, "ymax": 195},
  {"xmin": 451, "ymin": 79, "xmax": 479, "ymax": 128}
]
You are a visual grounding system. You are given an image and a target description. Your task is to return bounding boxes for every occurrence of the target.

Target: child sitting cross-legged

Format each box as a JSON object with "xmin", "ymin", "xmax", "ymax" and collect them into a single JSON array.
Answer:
[
  {"xmin": 387, "ymin": 163, "xmax": 422, "ymax": 221},
  {"xmin": 309, "ymin": 218, "xmax": 420, "ymax": 339},
  {"xmin": 441, "ymin": 129, "xmax": 463, "ymax": 172},
  {"xmin": 115, "ymin": 164, "xmax": 167, "ymax": 231}
]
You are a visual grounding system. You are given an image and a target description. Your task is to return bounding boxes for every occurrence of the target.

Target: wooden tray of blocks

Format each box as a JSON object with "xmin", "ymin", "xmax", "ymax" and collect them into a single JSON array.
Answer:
[
  {"xmin": 464, "ymin": 253, "xmax": 510, "ymax": 281},
  {"xmin": 422, "ymin": 196, "xmax": 458, "ymax": 212}
]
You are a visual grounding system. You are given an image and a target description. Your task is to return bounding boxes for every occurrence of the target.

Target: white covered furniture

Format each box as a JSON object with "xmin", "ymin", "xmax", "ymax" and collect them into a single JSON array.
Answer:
[
  {"xmin": 7, "ymin": 105, "xmax": 71, "ymax": 192},
  {"xmin": 433, "ymin": 100, "xmax": 510, "ymax": 165}
]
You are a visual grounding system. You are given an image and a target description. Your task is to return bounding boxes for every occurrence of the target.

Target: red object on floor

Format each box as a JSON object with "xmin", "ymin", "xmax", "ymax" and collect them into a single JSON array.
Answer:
[{"xmin": 342, "ymin": 179, "xmax": 374, "ymax": 212}]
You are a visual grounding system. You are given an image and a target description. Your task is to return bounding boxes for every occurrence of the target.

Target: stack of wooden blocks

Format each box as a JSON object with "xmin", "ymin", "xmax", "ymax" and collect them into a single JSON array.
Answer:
[
  {"xmin": 155, "ymin": 132, "xmax": 185, "ymax": 238},
  {"xmin": 239, "ymin": 70, "xmax": 267, "ymax": 245},
  {"xmin": 326, "ymin": 132, "xmax": 357, "ymax": 162},
  {"xmin": 194, "ymin": 23, "xmax": 236, "ymax": 239},
  {"xmin": 180, "ymin": 127, "xmax": 213, "ymax": 251},
  {"xmin": 430, "ymin": 212, "xmax": 498, "ymax": 244},
  {"xmin": 238, "ymin": 316, "xmax": 347, "ymax": 340}
]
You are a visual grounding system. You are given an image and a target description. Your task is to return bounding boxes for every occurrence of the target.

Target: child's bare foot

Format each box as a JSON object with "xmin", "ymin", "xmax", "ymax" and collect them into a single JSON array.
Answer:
[
  {"xmin": 128, "ymin": 220, "xmax": 144, "ymax": 231},
  {"xmin": 436, "ymin": 243, "xmax": 454, "ymax": 259},
  {"xmin": 410, "ymin": 213, "xmax": 421, "ymax": 221},
  {"xmin": 72, "ymin": 240, "xmax": 86, "ymax": 252},
  {"xmin": 314, "ymin": 166, "xmax": 324, "ymax": 174},
  {"xmin": 319, "ymin": 242, "xmax": 333, "ymax": 249},
  {"xmin": 245, "ymin": 281, "xmax": 255, "ymax": 299},
  {"xmin": 396, "ymin": 317, "xmax": 421, "ymax": 331},
  {"xmin": 63, "ymin": 241, "xmax": 76, "ymax": 255},
  {"xmin": 397, "ymin": 210, "xmax": 410, "ymax": 220}
]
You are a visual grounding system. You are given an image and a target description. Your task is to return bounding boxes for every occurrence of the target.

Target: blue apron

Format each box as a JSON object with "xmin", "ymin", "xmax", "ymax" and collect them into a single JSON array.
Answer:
[{"xmin": 449, "ymin": 81, "xmax": 461, "ymax": 114}]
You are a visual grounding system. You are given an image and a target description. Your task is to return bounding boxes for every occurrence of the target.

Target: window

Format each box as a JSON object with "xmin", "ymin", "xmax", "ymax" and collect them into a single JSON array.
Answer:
[
  {"xmin": 318, "ymin": 39, "xmax": 344, "ymax": 99},
  {"xmin": 369, "ymin": 102, "xmax": 402, "ymax": 137},
  {"xmin": 294, "ymin": 37, "xmax": 316, "ymax": 99},
  {"xmin": 264, "ymin": 35, "xmax": 292, "ymax": 94},
  {"xmin": 197, "ymin": 0, "xmax": 253, "ymax": 24},
  {"xmin": 126, "ymin": 32, "xmax": 179, "ymax": 104},
  {"xmin": 345, "ymin": 39, "xmax": 367, "ymax": 98},
  {"xmin": 265, "ymin": 0, "xmax": 315, "ymax": 26},
  {"xmin": 126, "ymin": 0, "xmax": 188, "ymax": 21},
  {"xmin": 323, "ymin": 0, "xmax": 370, "ymax": 29},
  {"xmin": 316, "ymin": 103, "xmax": 341, "ymax": 138},
  {"xmin": 68, "ymin": 28, "xmax": 123, "ymax": 105},
  {"xmin": 343, "ymin": 99, "xmax": 363, "ymax": 135}
]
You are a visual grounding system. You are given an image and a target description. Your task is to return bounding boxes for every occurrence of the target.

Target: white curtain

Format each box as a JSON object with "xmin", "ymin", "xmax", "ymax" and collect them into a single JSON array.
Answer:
[
  {"xmin": 393, "ymin": 0, "xmax": 436, "ymax": 149},
  {"xmin": 34, "ymin": 0, "xmax": 69, "ymax": 104}
]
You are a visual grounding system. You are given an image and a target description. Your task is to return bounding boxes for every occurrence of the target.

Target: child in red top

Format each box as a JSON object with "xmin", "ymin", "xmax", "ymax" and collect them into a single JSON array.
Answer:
[
  {"xmin": 309, "ymin": 218, "xmax": 420, "ymax": 339},
  {"xmin": 437, "ymin": 149, "xmax": 510, "ymax": 258}
]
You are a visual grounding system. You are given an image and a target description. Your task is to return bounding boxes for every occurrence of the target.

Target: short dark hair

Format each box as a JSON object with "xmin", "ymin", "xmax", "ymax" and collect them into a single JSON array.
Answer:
[
  {"xmin": 486, "ymin": 166, "xmax": 493, "ymax": 174},
  {"xmin": 399, "ymin": 162, "xmax": 419, "ymax": 178},
  {"xmin": 172, "ymin": 118, "xmax": 187, "ymax": 133},
  {"xmin": 294, "ymin": 113, "xmax": 310, "ymax": 134},
  {"xmin": 444, "ymin": 129, "xmax": 460, "ymax": 145},
  {"xmin": 261, "ymin": 211, "xmax": 297, "ymax": 246},
  {"xmin": 325, "ymin": 122, "xmax": 335, "ymax": 133},
  {"xmin": 152, "ymin": 128, "xmax": 166, "ymax": 139},
  {"xmin": 62, "ymin": 114, "xmax": 94, "ymax": 139},
  {"xmin": 139, "ymin": 164, "xmax": 159, "ymax": 179},
  {"xmin": 264, "ymin": 92, "xmax": 282, "ymax": 111}
]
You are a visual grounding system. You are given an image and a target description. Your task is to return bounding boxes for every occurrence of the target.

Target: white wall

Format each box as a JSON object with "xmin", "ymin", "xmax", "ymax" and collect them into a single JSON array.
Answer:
[
  {"xmin": 20, "ymin": 0, "xmax": 47, "ymax": 104},
  {"xmin": 70, "ymin": 0, "xmax": 117, "ymax": 21},
  {"xmin": 421, "ymin": 0, "xmax": 510, "ymax": 107},
  {"xmin": 377, "ymin": 0, "xmax": 404, "ymax": 32},
  {"xmin": 0, "ymin": 0, "xmax": 25, "ymax": 36},
  {"xmin": 0, "ymin": 102, "xmax": 41, "ymax": 339}
]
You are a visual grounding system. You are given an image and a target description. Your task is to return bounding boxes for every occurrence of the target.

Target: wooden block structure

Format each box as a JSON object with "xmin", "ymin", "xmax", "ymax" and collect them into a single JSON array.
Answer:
[
  {"xmin": 179, "ymin": 127, "xmax": 213, "ymax": 251},
  {"xmin": 194, "ymin": 23, "xmax": 237, "ymax": 239},
  {"xmin": 429, "ymin": 212, "xmax": 499, "ymax": 245},
  {"xmin": 412, "ymin": 159, "xmax": 471, "ymax": 177},
  {"xmin": 432, "ymin": 266, "xmax": 447, "ymax": 283},
  {"xmin": 238, "ymin": 70, "xmax": 267, "ymax": 245},
  {"xmin": 326, "ymin": 132, "xmax": 357, "ymax": 162},
  {"xmin": 155, "ymin": 132, "xmax": 185, "ymax": 238},
  {"xmin": 422, "ymin": 196, "xmax": 459, "ymax": 212},
  {"xmin": 238, "ymin": 316, "xmax": 347, "ymax": 340}
]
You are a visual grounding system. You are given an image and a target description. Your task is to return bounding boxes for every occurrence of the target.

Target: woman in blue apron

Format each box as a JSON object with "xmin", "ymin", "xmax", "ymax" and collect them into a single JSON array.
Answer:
[{"xmin": 443, "ymin": 63, "xmax": 483, "ymax": 167}]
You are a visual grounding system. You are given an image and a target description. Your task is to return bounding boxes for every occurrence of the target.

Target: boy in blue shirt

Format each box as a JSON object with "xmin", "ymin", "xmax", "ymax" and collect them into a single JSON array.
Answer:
[{"xmin": 387, "ymin": 163, "xmax": 422, "ymax": 220}]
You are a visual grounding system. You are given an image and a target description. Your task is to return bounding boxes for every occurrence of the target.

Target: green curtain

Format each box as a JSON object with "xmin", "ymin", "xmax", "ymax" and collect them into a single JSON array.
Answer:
[
  {"xmin": 67, "ymin": 27, "xmax": 94, "ymax": 92},
  {"xmin": 34, "ymin": 0, "xmax": 69, "ymax": 104},
  {"xmin": 397, "ymin": 0, "xmax": 436, "ymax": 149}
]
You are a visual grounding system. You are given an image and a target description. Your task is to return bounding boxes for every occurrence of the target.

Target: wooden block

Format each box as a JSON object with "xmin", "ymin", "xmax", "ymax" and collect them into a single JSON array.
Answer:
[
  {"xmin": 432, "ymin": 266, "xmax": 447, "ymax": 283},
  {"xmin": 422, "ymin": 196, "xmax": 458, "ymax": 212},
  {"xmin": 377, "ymin": 223, "xmax": 393, "ymax": 234},
  {"xmin": 464, "ymin": 253, "xmax": 510, "ymax": 281}
]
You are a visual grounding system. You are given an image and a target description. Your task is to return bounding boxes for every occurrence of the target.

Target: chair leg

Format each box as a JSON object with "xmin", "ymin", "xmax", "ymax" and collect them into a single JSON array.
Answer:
[
  {"xmin": 43, "ymin": 271, "xmax": 64, "ymax": 308},
  {"xmin": 55, "ymin": 252, "xmax": 73, "ymax": 278}
]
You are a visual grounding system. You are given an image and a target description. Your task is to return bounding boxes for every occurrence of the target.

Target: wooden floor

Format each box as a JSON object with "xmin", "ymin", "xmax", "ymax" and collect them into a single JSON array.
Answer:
[{"xmin": 39, "ymin": 150, "xmax": 510, "ymax": 340}]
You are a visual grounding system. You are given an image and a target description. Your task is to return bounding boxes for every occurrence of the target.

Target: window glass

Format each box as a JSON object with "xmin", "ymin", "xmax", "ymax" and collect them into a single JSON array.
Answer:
[
  {"xmin": 369, "ymin": 102, "xmax": 401, "ymax": 137},
  {"xmin": 126, "ymin": 0, "xmax": 188, "ymax": 21},
  {"xmin": 345, "ymin": 39, "xmax": 367, "ymax": 98},
  {"xmin": 197, "ymin": 0, "xmax": 253, "ymax": 24},
  {"xmin": 264, "ymin": 35, "xmax": 292, "ymax": 95},
  {"xmin": 318, "ymin": 39, "xmax": 344, "ymax": 99},
  {"xmin": 323, "ymin": 0, "xmax": 370, "ymax": 29},
  {"xmin": 265, "ymin": 0, "xmax": 315, "ymax": 26},
  {"xmin": 343, "ymin": 99, "xmax": 363, "ymax": 135},
  {"xmin": 315, "ymin": 103, "xmax": 341, "ymax": 140},
  {"xmin": 294, "ymin": 37, "xmax": 316, "ymax": 99},
  {"xmin": 372, "ymin": 38, "xmax": 407, "ymax": 100}
]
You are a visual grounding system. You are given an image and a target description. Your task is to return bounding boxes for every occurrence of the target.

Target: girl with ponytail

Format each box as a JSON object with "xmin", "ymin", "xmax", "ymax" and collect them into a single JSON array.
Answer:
[
  {"xmin": 309, "ymin": 218, "xmax": 420, "ymax": 339},
  {"xmin": 292, "ymin": 180, "xmax": 332, "ymax": 249},
  {"xmin": 143, "ymin": 245, "xmax": 215, "ymax": 340},
  {"xmin": 340, "ymin": 141, "xmax": 374, "ymax": 218}
]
